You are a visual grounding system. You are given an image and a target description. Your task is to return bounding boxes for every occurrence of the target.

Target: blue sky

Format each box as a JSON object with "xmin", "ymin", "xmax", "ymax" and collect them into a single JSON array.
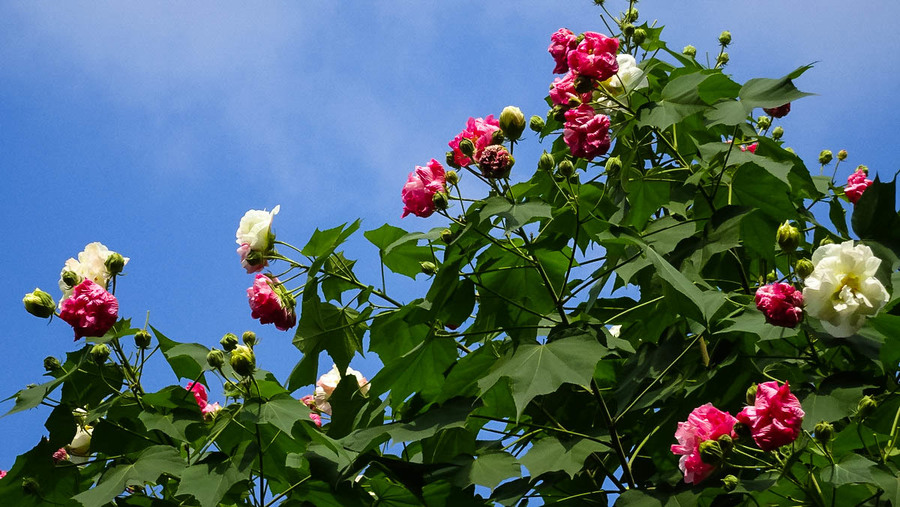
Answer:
[{"xmin": 2, "ymin": 0, "xmax": 898, "ymax": 472}]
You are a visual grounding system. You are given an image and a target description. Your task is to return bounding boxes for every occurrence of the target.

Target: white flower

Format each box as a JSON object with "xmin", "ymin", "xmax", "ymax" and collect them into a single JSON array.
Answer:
[
  {"xmin": 235, "ymin": 205, "xmax": 280, "ymax": 251},
  {"xmin": 608, "ymin": 325, "xmax": 622, "ymax": 338},
  {"xmin": 313, "ymin": 364, "xmax": 370, "ymax": 415},
  {"xmin": 802, "ymin": 241, "xmax": 889, "ymax": 337},
  {"xmin": 58, "ymin": 242, "xmax": 129, "ymax": 303},
  {"xmin": 66, "ymin": 423, "xmax": 93, "ymax": 464},
  {"xmin": 594, "ymin": 54, "xmax": 649, "ymax": 112}
]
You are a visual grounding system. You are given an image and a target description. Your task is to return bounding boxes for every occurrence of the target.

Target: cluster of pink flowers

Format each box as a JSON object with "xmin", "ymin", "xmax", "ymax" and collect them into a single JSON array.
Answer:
[
  {"xmin": 59, "ymin": 279, "xmax": 119, "ymax": 340},
  {"xmin": 670, "ymin": 404, "xmax": 737, "ymax": 484},
  {"xmin": 737, "ymin": 381, "xmax": 804, "ymax": 451},
  {"xmin": 186, "ymin": 382, "xmax": 222, "ymax": 418},
  {"xmin": 247, "ymin": 274, "xmax": 297, "ymax": 331},
  {"xmin": 755, "ymin": 283, "xmax": 804, "ymax": 328},
  {"xmin": 448, "ymin": 116, "xmax": 501, "ymax": 167},
  {"xmin": 845, "ymin": 167, "xmax": 873, "ymax": 204},
  {"xmin": 549, "ymin": 29, "xmax": 619, "ymax": 81},
  {"xmin": 401, "ymin": 159, "xmax": 447, "ymax": 218},
  {"xmin": 563, "ymin": 104, "xmax": 611, "ymax": 160},
  {"xmin": 764, "ymin": 103, "xmax": 791, "ymax": 118}
]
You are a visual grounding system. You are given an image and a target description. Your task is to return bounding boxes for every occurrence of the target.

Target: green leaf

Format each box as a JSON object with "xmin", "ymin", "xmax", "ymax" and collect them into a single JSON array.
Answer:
[
  {"xmin": 643, "ymin": 246, "xmax": 723, "ymax": 323},
  {"xmin": 851, "ymin": 176, "xmax": 900, "ymax": 254},
  {"xmin": 152, "ymin": 326, "xmax": 209, "ymax": 382},
  {"xmin": 302, "ymin": 220, "xmax": 362, "ymax": 279},
  {"xmin": 731, "ymin": 164, "xmax": 797, "ymax": 222},
  {"xmin": 822, "ymin": 454, "xmax": 876, "ymax": 486},
  {"xmin": 365, "ymin": 224, "xmax": 435, "ymax": 279},
  {"xmin": 477, "ymin": 196, "xmax": 552, "ymax": 232},
  {"xmin": 293, "ymin": 286, "xmax": 368, "ymax": 379},
  {"xmin": 520, "ymin": 436, "xmax": 609, "ymax": 479},
  {"xmin": 73, "ymin": 446, "xmax": 185, "ymax": 507},
  {"xmin": 371, "ymin": 336, "xmax": 458, "ymax": 406},
  {"xmin": 243, "ymin": 394, "xmax": 311, "ymax": 436},
  {"xmin": 738, "ymin": 64, "xmax": 814, "ymax": 109},
  {"xmin": 478, "ymin": 334, "xmax": 606, "ymax": 417},
  {"xmin": 454, "ymin": 451, "xmax": 520, "ymax": 490},
  {"xmin": 175, "ymin": 453, "xmax": 247, "ymax": 507},
  {"xmin": 638, "ymin": 71, "xmax": 714, "ymax": 129}
]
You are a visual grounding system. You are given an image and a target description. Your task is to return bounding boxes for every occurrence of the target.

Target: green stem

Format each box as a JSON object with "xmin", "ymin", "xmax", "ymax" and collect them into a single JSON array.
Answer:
[{"xmin": 592, "ymin": 380, "xmax": 636, "ymax": 489}]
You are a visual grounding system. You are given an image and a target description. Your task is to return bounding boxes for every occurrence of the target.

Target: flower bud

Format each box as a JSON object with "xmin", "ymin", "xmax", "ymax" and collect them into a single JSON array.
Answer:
[
  {"xmin": 732, "ymin": 422, "xmax": 752, "ymax": 440},
  {"xmin": 776, "ymin": 221, "xmax": 801, "ymax": 252},
  {"xmin": 632, "ymin": 28, "xmax": 647, "ymax": 45},
  {"xmin": 458, "ymin": 138, "xmax": 475, "ymax": 157},
  {"xmin": 441, "ymin": 229, "xmax": 454, "ymax": 244},
  {"xmin": 699, "ymin": 439, "xmax": 724, "ymax": 465},
  {"xmin": 207, "ymin": 349, "xmax": 226, "ymax": 369},
  {"xmin": 244, "ymin": 249, "xmax": 265, "ymax": 267},
  {"xmin": 766, "ymin": 271, "xmax": 777, "ymax": 283},
  {"xmin": 490, "ymin": 130, "xmax": 505, "ymax": 145},
  {"xmin": 772, "ymin": 126, "xmax": 784, "ymax": 140},
  {"xmin": 104, "ymin": 252, "xmax": 126, "ymax": 276},
  {"xmin": 446, "ymin": 170, "xmax": 459, "ymax": 186},
  {"xmin": 529, "ymin": 115, "xmax": 545, "ymax": 133},
  {"xmin": 819, "ymin": 237, "xmax": 834, "ymax": 247},
  {"xmin": 857, "ymin": 395, "xmax": 877, "ymax": 420},
  {"xmin": 721, "ymin": 475, "xmax": 739, "ymax": 492},
  {"xmin": 90, "ymin": 344, "xmax": 110, "ymax": 364},
  {"xmin": 795, "ymin": 259, "xmax": 815, "ymax": 279},
  {"xmin": 624, "ymin": 7, "xmax": 639, "ymax": 22},
  {"xmin": 605, "ymin": 156, "xmax": 622, "ymax": 177},
  {"xmin": 856, "ymin": 164, "xmax": 869, "ymax": 175},
  {"xmin": 718, "ymin": 31, "xmax": 732, "ymax": 46},
  {"xmin": 478, "ymin": 145, "xmax": 513, "ymax": 179},
  {"xmin": 22, "ymin": 477, "xmax": 40, "ymax": 495},
  {"xmin": 682, "ymin": 45, "xmax": 697, "ymax": 57},
  {"xmin": 220, "ymin": 333, "xmax": 239, "ymax": 352},
  {"xmin": 499, "ymin": 106, "xmax": 526, "ymax": 142},
  {"xmin": 445, "ymin": 151, "xmax": 461, "ymax": 169},
  {"xmin": 43, "ymin": 356, "xmax": 61, "ymax": 372},
  {"xmin": 223, "ymin": 381, "xmax": 240, "ymax": 397},
  {"xmin": 420, "ymin": 261, "xmax": 437, "ymax": 276},
  {"xmin": 23, "ymin": 289, "xmax": 56, "ymax": 319},
  {"xmin": 837, "ymin": 149, "xmax": 848, "ymax": 161},
  {"xmin": 746, "ymin": 384, "xmax": 758, "ymax": 405},
  {"xmin": 757, "ymin": 116, "xmax": 771, "ymax": 130},
  {"xmin": 558, "ymin": 159, "xmax": 575, "ymax": 177},
  {"xmin": 716, "ymin": 52, "xmax": 729, "ymax": 66},
  {"xmin": 432, "ymin": 192, "xmax": 449, "ymax": 211},
  {"xmin": 538, "ymin": 152, "xmax": 555, "ymax": 172},
  {"xmin": 818, "ymin": 150, "xmax": 833, "ymax": 165},
  {"xmin": 242, "ymin": 331, "xmax": 257, "ymax": 347},
  {"xmin": 717, "ymin": 433, "xmax": 734, "ymax": 454},
  {"xmin": 230, "ymin": 345, "xmax": 256, "ymax": 377},
  {"xmin": 622, "ymin": 23, "xmax": 635, "ymax": 38},
  {"xmin": 61, "ymin": 270, "xmax": 81, "ymax": 289},
  {"xmin": 814, "ymin": 421, "xmax": 834, "ymax": 443},
  {"xmin": 134, "ymin": 329, "xmax": 151, "ymax": 349},
  {"xmin": 574, "ymin": 75, "xmax": 594, "ymax": 94}
]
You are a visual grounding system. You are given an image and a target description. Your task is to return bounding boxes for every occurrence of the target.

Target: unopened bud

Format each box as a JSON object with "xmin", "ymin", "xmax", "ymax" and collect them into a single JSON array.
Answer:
[
  {"xmin": 441, "ymin": 229, "xmax": 454, "ymax": 244},
  {"xmin": 772, "ymin": 126, "xmax": 784, "ymax": 140},
  {"xmin": 134, "ymin": 329, "xmax": 152, "ymax": 349},
  {"xmin": 766, "ymin": 270, "xmax": 778, "ymax": 283},
  {"xmin": 490, "ymin": 130, "xmax": 505, "ymax": 145},
  {"xmin": 819, "ymin": 237, "xmax": 834, "ymax": 247},
  {"xmin": 757, "ymin": 116, "xmax": 771, "ymax": 130},
  {"xmin": 837, "ymin": 150, "xmax": 848, "ymax": 161},
  {"xmin": 538, "ymin": 152, "xmax": 555, "ymax": 172},
  {"xmin": 432, "ymin": 192, "xmax": 449, "ymax": 211},
  {"xmin": 682, "ymin": 45, "xmax": 697, "ymax": 57},
  {"xmin": 795, "ymin": 259, "xmax": 815, "ymax": 279},
  {"xmin": 445, "ymin": 151, "xmax": 460, "ymax": 169},
  {"xmin": 43, "ymin": 356, "xmax": 61, "ymax": 372},
  {"xmin": 717, "ymin": 52, "xmax": 729, "ymax": 66},
  {"xmin": 699, "ymin": 440, "xmax": 724, "ymax": 465},
  {"xmin": 242, "ymin": 331, "xmax": 257, "ymax": 347},
  {"xmin": 558, "ymin": 159, "xmax": 575, "ymax": 177},
  {"xmin": 718, "ymin": 31, "xmax": 732, "ymax": 46},
  {"xmin": 818, "ymin": 150, "xmax": 833, "ymax": 165},
  {"xmin": 746, "ymin": 384, "xmax": 758, "ymax": 405},
  {"xmin": 857, "ymin": 395, "xmax": 877, "ymax": 420},
  {"xmin": 814, "ymin": 421, "xmax": 834, "ymax": 443},
  {"xmin": 458, "ymin": 138, "xmax": 475, "ymax": 158},
  {"xmin": 605, "ymin": 156, "xmax": 622, "ymax": 177},
  {"xmin": 230, "ymin": 345, "xmax": 256, "ymax": 377},
  {"xmin": 499, "ymin": 106, "xmax": 526, "ymax": 142},
  {"xmin": 574, "ymin": 75, "xmax": 594, "ymax": 94},
  {"xmin": 529, "ymin": 115, "xmax": 545, "ymax": 133},
  {"xmin": 446, "ymin": 170, "xmax": 459, "ymax": 186},
  {"xmin": 207, "ymin": 349, "xmax": 226, "ymax": 369},
  {"xmin": 856, "ymin": 164, "xmax": 869, "ymax": 175},
  {"xmin": 91, "ymin": 344, "xmax": 110, "ymax": 364},
  {"xmin": 61, "ymin": 270, "xmax": 81, "ymax": 289},
  {"xmin": 624, "ymin": 7, "xmax": 639, "ymax": 22},
  {"xmin": 776, "ymin": 221, "xmax": 801, "ymax": 252},
  {"xmin": 721, "ymin": 475, "xmax": 739, "ymax": 492},
  {"xmin": 717, "ymin": 434, "xmax": 734, "ymax": 454},
  {"xmin": 632, "ymin": 28, "xmax": 647, "ymax": 45},
  {"xmin": 104, "ymin": 252, "xmax": 126, "ymax": 276},
  {"xmin": 23, "ymin": 289, "xmax": 55, "ymax": 319},
  {"xmin": 220, "ymin": 333, "xmax": 239, "ymax": 352},
  {"xmin": 622, "ymin": 23, "xmax": 635, "ymax": 38},
  {"xmin": 733, "ymin": 422, "xmax": 751, "ymax": 440},
  {"xmin": 420, "ymin": 261, "xmax": 437, "ymax": 276}
]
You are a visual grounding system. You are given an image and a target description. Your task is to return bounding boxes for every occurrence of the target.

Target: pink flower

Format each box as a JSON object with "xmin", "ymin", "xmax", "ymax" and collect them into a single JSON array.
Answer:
[
  {"xmin": 563, "ymin": 104, "xmax": 611, "ymax": 160},
  {"xmin": 755, "ymin": 283, "xmax": 804, "ymax": 328},
  {"xmin": 186, "ymin": 382, "xmax": 221, "ymax": 418},
  {"xmin": 401, "ymin": 159, "xmax": 447, "ymax": 218},
  {"xmin": 737, "ymin": 381, "xmax": 804, "ymax": 451},
  {"xmin": 549, "ymin": 72, "xmax": 589, "ymax": 107},
  {"xmin": 247, "ymin": 274, "xmax": 297, "ymax": 331},
  {"xmin": 53, "ymin": 447, "xmax": 69, "ymax": 463},
  {"xmin": 566, "ymin": 32, "xmax": 619, "ymax": 81},
  {"xmin": 763, "ymin": 103, "xmax": 791, "ymax": 118},
  {"xmin": 671, "ymin": 403, "xmax": 737, "ymax": 485},
  {"xmin": 548, "ymin": 28, "xmax": 578, "ymax": 74},
  {"xmin": 740, "ymin": 142, "xmax": 758, "ymax": 154},
  {"xmin": 448, "ymin": 116, "xmax": 500, "ymax": 167},
  {"xmin": 846, "ymin": 168, "xmax": 873, "ymax": 205},
  {"xmin": 478, "ymin": 145, "xmax": 513, "ymax": 179},
  {"xmin": 59, "ymin": 279, "xmax": 118, "ymax": 340},
  {"xmin": 309, "ymin": 413, "xmax": 322, "ymax": 427},
  {"xmin": 0, "ymin": 470, "xmax": 5, "ymax": 479},
  {"xmin": 236, "ymin": 243, "xmax": 266, "ymax": 274}
]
